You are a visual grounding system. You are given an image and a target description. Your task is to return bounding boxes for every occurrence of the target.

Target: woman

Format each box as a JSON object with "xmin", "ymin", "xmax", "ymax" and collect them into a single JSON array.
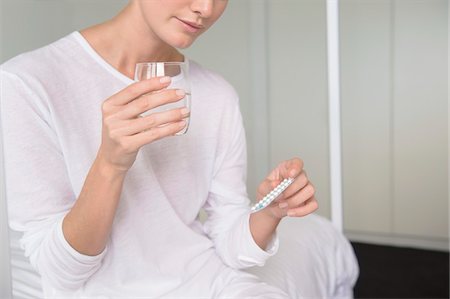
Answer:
[{"xmin": 2, "ymin": 0, "xmax": 325, "ymax": 297}]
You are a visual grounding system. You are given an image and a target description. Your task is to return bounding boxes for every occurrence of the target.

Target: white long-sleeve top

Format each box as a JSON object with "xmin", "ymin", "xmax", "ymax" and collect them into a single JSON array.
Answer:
[{"xmin": 1, "ymin": 31, "xmax": 279, "ymax": 298}]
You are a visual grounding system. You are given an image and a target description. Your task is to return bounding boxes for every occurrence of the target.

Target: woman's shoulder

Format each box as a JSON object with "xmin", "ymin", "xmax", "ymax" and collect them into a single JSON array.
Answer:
[{"xmin": 1, "ymin": 32, "xmax": 80, "ymax": 80}]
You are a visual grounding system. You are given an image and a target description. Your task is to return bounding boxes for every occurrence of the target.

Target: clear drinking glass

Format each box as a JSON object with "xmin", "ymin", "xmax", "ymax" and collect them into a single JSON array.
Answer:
[{"xmin": 134, "ymin": 62, "xmax": 191, "ymax": 135}]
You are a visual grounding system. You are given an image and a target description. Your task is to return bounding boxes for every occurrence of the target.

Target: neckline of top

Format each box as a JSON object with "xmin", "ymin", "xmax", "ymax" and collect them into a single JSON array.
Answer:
[
  {"xmin": 71, "ymin": 31, "xmax": 190, "ymax": 86},
  {"xmin": 72, "ymin": 31, "xmax": 135, "ymax": 85}
]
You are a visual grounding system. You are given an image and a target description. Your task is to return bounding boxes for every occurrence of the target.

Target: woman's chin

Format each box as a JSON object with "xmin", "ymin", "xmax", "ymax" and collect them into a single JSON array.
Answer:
[
  {"xmin": 166, "ymin": 34, "xmax": 197, "ymax": 49},
  {"xmin": 173, "ymin": 40, "xmax": 195, "ymax": 49}
]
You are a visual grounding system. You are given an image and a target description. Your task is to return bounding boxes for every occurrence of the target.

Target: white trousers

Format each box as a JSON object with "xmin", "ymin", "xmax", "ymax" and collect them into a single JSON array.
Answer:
[
  {"xmin": 243, "ymin": 214, "xmax": 359, "ymax": 298},
  {"xmin": 165, "ymin": 214, "xmax": 358, "ymax": 299},
  {"xmin": 216, "ymin": 270, "xmax": 290, "ymax": 298},
  {"xmin": 10, "ymin": 214, "xmax": 359, "ymax": 299}
]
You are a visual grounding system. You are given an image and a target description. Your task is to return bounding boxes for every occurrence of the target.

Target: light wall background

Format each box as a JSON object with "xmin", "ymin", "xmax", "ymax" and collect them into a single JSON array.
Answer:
[
  {"xmin": 341, "ymin": 0, "xmax": 448, "ymax": 250},
  {"xmin": 1, "ymin": 1, "xmax": 448, "ymax": 295}
]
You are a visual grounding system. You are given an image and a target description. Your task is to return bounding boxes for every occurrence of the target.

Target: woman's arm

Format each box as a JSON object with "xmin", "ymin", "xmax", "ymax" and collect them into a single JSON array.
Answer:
[
  {"xmin": 62, "ymin": 77, "xmax": 189, "ymax": 256},
  {"xmin": 250, "ymin": 158, "xmax": 318, "ymax": 251},
  {"xmin": 62, "ymin": 156, "xmax": 126, "ymax": 256},
  {"xmin": 249, "ymin": 211, "xmax": 281, "ymax": 251},
  {"xmin": 2, "ymin": 70, "xmax": 189, "ymax": 292}
]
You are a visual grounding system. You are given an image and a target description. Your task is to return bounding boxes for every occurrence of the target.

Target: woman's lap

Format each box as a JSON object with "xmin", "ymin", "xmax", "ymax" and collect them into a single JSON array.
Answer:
[
  {"xmin": 9, "ymin": 214, "xmax": 358, "ymax": 298},
  {"xmin": 207, "ymin": 213, "xmax": 358, "ymax": 299},
  {"xmin": 215, "ymin": 270, "xmax": 289, "ymax": 299},
  {"xmin": 243, "ymin": 214, "xmax": 359, "ymax": 299}
]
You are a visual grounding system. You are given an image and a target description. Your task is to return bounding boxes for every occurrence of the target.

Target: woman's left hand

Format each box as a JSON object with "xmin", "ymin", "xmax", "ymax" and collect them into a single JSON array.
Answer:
[{"xmin": 256, "ymin": 157, "xmax": 318, "ymax": 219}]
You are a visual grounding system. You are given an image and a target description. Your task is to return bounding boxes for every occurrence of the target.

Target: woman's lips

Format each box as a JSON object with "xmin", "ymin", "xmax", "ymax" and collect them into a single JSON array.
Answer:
[{"xmin": 176, "ymin": 18, "xmax": 204, "ymax": 33}]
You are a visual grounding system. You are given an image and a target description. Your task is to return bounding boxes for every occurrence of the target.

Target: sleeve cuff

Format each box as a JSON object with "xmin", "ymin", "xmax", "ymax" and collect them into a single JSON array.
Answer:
[
  {"xmin": 56, "ymin": 216, "xmax": 108, "ymax": 264},
  {"xmin": 237, "ymin": 212, "xmax": 280, "ymax": 267}
]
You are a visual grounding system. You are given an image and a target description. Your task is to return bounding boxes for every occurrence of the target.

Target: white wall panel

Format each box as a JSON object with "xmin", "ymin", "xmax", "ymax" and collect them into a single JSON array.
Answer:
[
  {"xmin": 341, "ymin": 0, "xmax": 392, "ymax": 233},
  {"xmin": 340, "ymin": 0, "xmax": 448, "ymax": 249},
  {"xmin": 392, "ymin": 0, "xmax": 448, "ymax": 239}
]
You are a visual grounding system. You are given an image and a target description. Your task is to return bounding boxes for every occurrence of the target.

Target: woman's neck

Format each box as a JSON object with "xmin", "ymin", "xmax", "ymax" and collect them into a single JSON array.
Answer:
[{"xmin": 79, "ymin": 2, "xmax": 183, "ymax": 80}]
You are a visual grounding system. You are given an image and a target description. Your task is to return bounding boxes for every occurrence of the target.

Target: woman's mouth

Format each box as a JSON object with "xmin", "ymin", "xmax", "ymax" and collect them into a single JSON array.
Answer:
[{"xmin": 176, "ymin": 18, "xmax": 204, "ymax": 33}]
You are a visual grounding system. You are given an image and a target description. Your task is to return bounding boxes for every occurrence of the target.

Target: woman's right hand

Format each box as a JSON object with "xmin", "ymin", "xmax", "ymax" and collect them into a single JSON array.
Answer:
[{"xmin": 96, "ymin": 76, "xmax": 189, "ymax": 173}]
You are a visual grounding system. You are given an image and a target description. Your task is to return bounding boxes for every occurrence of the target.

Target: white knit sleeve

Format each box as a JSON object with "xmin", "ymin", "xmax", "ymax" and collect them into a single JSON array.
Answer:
[
  {"xmin": 202, "ymin": 94, "xmax": 279, "ymax": 269},
  {"xmin": 1, "ymin": 70, "xmax": 107, "ymax": 293}
]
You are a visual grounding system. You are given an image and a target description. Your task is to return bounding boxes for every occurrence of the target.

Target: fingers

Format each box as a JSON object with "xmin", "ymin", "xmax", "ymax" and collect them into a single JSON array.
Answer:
[
  {"xmin": 115, "ymin": 89, "xmax": 186, "ymax": 120},
  {"xmin": 106, "ymin": 76, "xmax": 172, "ymax": 106},
  {"xmin": 259, "ymin": 171, "xmax": 307, "ymax": 200},
  {"xmin": 98, "ymin": 76, "xmax": 187, "ymax": 172},
  {"xmin": 281, "ymin": 171, "xmax": 308, "ymax": 199},
  {"xmin": 285, "ymin": 182, "xmax": 316, "ymax": 208},
  {"xmin": 257, "ymin": 169, "xmax": 308, "ymax": 202},
  {"xmin": 256, "ymin": 178, "xmax": 281, "ymax": 201},
  {"xmin": 286, "ymin": 196, "xmax": 319, "ymax": 217},
  {"xmin": 115, "ymin": 107, "xmax": 190, "ymax": 136},
  {"xmin": 276, "ymin": 179, "xmax": 316, "ymax": 212},
  {"xmin": 266, "ymin": 157, "xmax": 303, "ymax": 183},
  {"xmin": 125, "ymin": 120, "xmax": 188, "ymax": 151},
  {"xmin": 283, "ymin": 157, "xmax": 304, "ymax": 179},
  {"xmin": 257, "ymin": 158, "xmax": 317, "ymax": 218}
]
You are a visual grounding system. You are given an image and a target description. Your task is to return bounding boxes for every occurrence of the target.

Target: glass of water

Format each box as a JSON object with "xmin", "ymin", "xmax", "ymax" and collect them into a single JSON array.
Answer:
[{"xmin": 134, "ymin": 61, "xmax": 191, "ymax": 135}]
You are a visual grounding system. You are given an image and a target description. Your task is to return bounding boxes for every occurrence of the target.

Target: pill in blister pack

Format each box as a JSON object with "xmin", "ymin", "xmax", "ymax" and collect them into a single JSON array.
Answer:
[{"xmin": 250, "ymin": 177, "xmax": 294, "ymax": 213}]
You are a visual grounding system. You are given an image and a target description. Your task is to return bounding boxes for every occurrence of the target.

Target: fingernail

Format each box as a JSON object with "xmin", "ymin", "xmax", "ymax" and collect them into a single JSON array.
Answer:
[
  {"xmin": 160, "ymin": 76, "xmax": 171, "ymax": 83},
  {"xmin": 176, "ymin": 89, "xmax": 186, "ymax": 96},
  {"xmin": 181, "ymin": 107, "xmax": 190, "ymax": 116},
  {"xmin": 179, "ymin": 120, "xmax": 186, "ymax": 127},
  {"xmin": 279, "ymin": 202, "xmax": 288, "ymax": 209},
  {"xmin": 289, "ymin": 169, "xmax": 296, "ymax": 177},
  {"xmin": 287, "ymin": 210, "xmax": 295, "ymax": 217}
]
